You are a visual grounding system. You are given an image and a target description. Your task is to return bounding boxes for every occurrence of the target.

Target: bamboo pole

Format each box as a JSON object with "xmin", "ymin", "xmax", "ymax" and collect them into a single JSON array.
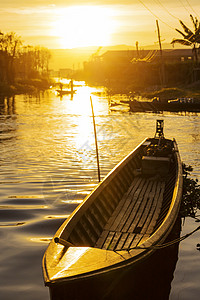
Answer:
[{"xmin": 90, "ymin": 96, "xmax": 101, "ymax": 182}]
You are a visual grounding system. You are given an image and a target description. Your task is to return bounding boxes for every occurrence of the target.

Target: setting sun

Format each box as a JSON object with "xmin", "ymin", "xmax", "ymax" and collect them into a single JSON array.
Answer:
[{"xmin": 51, "ymin": 6, "xmax": 118, "ymax": 48}]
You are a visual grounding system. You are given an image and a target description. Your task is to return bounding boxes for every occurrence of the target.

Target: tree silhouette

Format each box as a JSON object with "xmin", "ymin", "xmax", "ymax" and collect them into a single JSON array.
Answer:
[
  {"xmin": 0, "ymin": 32, "xmax": 22, "ymax": 83},
  {"xmin": 171, "ymin": 15, "xmax": 200, "ymax": 65}
]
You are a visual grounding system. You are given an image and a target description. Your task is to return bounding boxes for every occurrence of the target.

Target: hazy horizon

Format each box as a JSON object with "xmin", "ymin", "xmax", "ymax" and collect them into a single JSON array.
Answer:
[{"xmin": 49, "ymin": 43, "xmax": 190, "ymax": 70}]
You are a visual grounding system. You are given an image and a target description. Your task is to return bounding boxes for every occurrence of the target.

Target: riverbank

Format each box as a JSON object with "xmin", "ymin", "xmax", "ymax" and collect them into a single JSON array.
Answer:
[
  {"xmin": 105, "ymin": 82, "xmax": 200, "ymax": 102},
  {"xmin": 80, "ymin": 71, "xmax": 200, "ymax": 101},
  {"xmin": 140, "ymin": 85, "xmax": 200, "ymax": 102},
  {"xmin": 0, "ymin": 78, "xmax": 53, "ymax": 97}
]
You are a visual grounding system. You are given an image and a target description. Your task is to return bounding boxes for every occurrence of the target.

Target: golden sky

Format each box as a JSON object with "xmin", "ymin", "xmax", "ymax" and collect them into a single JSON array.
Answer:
[{"xmin": 1, "ymin": 1, "xmax": 200, "ymax": 49}]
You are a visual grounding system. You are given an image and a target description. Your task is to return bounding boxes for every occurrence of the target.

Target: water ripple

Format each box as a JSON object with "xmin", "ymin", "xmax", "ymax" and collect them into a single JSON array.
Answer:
[{"xmin": 0, "ymin": 88, "xmax": 200, "ymax": 300}]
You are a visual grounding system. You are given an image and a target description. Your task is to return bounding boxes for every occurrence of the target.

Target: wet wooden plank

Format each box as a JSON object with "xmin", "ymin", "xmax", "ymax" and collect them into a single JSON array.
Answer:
[
  {"xmin": 122, "ymin": 233, "xmax": 135, "ymax": 249},
  {"xmin": 69, "ymin": 228, "xmax": 85, "ymax": 245},
  {"xmin": 106, "ymin": 186, "xmax": 119, "ymax": 207},
  {"xmin": 117, "ymin": 179, "xmax": 150, "ymax": 232},
  {"xmin": 98, "ymin": 195, "xmax": 113, "ymax": 217},
  {"xmin": 104, "ymin": 177, "xmax": 141, "ymax": 231},
  {"xmin": 121, "ymin": 167, "xmax": 132, "ymax": 186},
  {"xmin": 116, "ymin": 172, "xmax": 127, "ymax": 192},
  {"xmin": 84, "ymin": 211, "xmax": 102, "ymax": 237},
  {"xmin": 95, "ymin": 230, "xmax": 109, "ymax": 248},
  {"xmin": 136, "ymin": 180, "xmax": 158, "ymax": 229},
  {"xmin": 94, "ymin": 178, "xmax": 166, "ymax": 250},
  {"xmin": 126, "ymin": 163, "xmax": 134, "ymax": 182},
  {"xmin": 109, "ymin": 183, "xmax": 123, "ymax": 206},
  {"xmin": 74, "ymin": 222, "xmax": 93, "ymax": 246},
  {"xmin": 127, "ymin": 180, "xmax": 154, "ymax": 233},
  {"xmin": 108, "ymin": 232, "xmax": 122, "ymax": 251},
  {"xmin": 140, "ymin": 181, "xmax": 162, "ymax": 234},
  {"xmin": 137, "ymin": 233, "xmax": 150, "ymax": 246},
  {"xmin": 145, "ymin": 182, "xmax": 166, "ymax": 234},
  {"xmin": 134, "ymin": 154, "xmax": 141, "ymax": 168},
  {"xmin": 79, "ymin": 217, "xmax": 97, "ymax": 245},
  {"xmin": 115, "ymin": 232, "xmax": 129, "ymax": 251},
  {"xmin": 95, "ymin": 178, "xmax": 143, "ymax": 249},
  {"xmin": 110, "ymin": 177, "xmax": 146, "ymax": 232},
  {"xmin": 128, "ymin": 233, "xmax": 143, "ymax": 249},
  {"xmin": 98, "ymin": 196, "xmax": 112, "ymax": 217},
  {"xmin": 102, "ymin": 231, "xmax": 115, "ymax": 250},
  {"xmin": 89, "ymin": 204, "xmax": 105, "ymax": 230},
  {"xmin": 94, "ymin": 199, "xmax": 109, "ymax": 222}
]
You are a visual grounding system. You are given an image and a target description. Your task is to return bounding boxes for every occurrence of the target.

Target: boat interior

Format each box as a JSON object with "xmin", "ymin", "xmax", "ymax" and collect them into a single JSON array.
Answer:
[{"xmin": 58, "ymin": 136, "xmax": 177, "ymax": 252}]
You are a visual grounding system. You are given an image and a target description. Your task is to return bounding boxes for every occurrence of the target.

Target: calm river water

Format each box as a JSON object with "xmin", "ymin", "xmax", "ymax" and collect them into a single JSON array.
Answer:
[{"xmin": 0, "ymin": 81, "xmax": 200, "ymax": 300}]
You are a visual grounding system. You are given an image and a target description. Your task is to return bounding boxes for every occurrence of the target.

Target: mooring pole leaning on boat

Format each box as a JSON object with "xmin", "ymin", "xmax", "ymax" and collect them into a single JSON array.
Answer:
[{"xmin": 90, "ymin": 96, "xmax": 101, "ymax": 182}]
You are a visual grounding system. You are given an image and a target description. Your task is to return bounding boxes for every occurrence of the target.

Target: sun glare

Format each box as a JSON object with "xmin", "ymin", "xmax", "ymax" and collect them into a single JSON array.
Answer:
[{"xmin": 51, "ymin": 6, "xmax": 117, "ymax": 48}]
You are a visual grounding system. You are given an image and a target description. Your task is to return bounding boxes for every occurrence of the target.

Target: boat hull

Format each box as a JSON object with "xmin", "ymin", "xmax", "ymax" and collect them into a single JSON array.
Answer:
[
  {"xmin": 56, "ymin": 90, "xmax": 76, "ymax": 96},
  {"xmin": 43, "ymin": 134, "xmax": 183, "ymax": 299},
  {"xmin": 129, "ymin": 100, "xmax": 200, "ymax": 112}
]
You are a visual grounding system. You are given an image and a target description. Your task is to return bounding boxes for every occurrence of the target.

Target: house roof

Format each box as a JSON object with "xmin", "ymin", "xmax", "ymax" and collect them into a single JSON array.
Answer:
[{"xmin": 101, "ymin": 49, "xmax": 193, "ymax": 59}]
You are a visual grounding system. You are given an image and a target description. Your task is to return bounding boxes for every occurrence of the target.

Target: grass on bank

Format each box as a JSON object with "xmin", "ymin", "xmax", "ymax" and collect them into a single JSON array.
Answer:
[
  {"xmin": 106, "ymin": 81, "xmax": 200, "ymax": 101},
  {"xmin": 141, "ymin": 81, "xmax": 200, "ymax": 101}
]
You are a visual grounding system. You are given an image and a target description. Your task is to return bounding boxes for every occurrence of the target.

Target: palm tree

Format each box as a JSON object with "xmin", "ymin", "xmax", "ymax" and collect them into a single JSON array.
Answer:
[{"xmin": 171, "ymin": 15, "xmax": 200, "ymax": 65}]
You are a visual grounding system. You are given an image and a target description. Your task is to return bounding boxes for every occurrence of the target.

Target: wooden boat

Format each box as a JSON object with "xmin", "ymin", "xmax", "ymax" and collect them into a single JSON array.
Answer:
[
  {"xmin": 129, "ymin": 97, "xmax": 200, "ymax": 112},
  {"xmin": 42, "ymin": 120, "xmax": 183, "ymax": 299},
  {"xmin": 56, "ymin": 79, "xmax": 76, "ymax": 97},
  {"xmin": 56, "ymin": 89, "xmax": 76, "ymax": 96}
]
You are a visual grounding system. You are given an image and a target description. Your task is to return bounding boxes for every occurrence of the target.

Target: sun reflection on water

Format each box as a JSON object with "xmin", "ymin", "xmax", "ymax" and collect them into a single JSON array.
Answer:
[{"xmin": 58, "ymin": 84, "xmax": 106, "ymax": 151}]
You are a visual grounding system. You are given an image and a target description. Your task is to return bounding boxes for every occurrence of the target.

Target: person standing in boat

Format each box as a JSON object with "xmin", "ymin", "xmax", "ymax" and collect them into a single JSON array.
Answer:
[
  {"xmin": 70, "ymin": 79, "xmax": 74, "ymax": 93},
  {"xmin": 59, "ymin": 82, "xmax": 63, "ymax": 92}
]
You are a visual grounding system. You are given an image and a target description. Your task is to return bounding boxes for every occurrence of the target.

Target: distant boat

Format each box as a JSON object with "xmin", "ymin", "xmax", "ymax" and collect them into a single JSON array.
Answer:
[
  {"xmin": 129, "ymin": 97, "xmax": 200, "ymax": 112},
  {"xmin": 56, "ymin": 79, "xmax": 76, "ymax": 96},
  {"xmin": 42, "ymin": 120, "xmax": 183, "ymax": 300},
  {"xmin": 56, "ymin": 89, "xmax": 76, "ymax": 96}
]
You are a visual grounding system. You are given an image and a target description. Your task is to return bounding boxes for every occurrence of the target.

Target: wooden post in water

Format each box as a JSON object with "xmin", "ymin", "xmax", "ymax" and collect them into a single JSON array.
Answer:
[{"xmin": 90, "ymin": 96, "xmax": 101, "ymax": 182}]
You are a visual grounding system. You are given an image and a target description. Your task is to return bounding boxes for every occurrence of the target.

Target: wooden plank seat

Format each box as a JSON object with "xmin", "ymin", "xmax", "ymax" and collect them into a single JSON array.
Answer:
[{"xmin": 95, "ymin": 176, "xmax": 165, "ymax": 251}]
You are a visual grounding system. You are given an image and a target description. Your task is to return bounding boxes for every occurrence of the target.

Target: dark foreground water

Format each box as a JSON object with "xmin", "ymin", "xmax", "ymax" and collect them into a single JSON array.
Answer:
[{"xmin": 0, "ymin": 82, "xmax": 200, "ymax": 300}]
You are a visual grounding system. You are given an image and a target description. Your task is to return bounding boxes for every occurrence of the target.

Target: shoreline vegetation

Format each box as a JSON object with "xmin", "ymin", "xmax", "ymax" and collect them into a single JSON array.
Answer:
[
  {"xmin": 105, "ymin": 82, "xmax": 200, "ymax": 102},
  {"xmin": 98, "ymin": 79, "xmax": 200, "ymax": 99},
  {"xmin": 0, "ymin": 77, "xmax": 53, "ymax": 97},
  {"xmin": 0, "ymin": 31, "xmax": 52, "ymax": 97},
  {"xmin": 78, "ymin": 76, "xmax": 200, "ymax": 103}
]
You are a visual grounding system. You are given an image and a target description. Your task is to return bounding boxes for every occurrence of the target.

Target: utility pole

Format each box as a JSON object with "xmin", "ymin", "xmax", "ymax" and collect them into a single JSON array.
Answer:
[
  {"xmin": 136, "ymin": 41, "xmax": 139, "ymax": 59},
  {"xmin": 156, "ymin": 20, "xmax": 165, "ymax": 87}
]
